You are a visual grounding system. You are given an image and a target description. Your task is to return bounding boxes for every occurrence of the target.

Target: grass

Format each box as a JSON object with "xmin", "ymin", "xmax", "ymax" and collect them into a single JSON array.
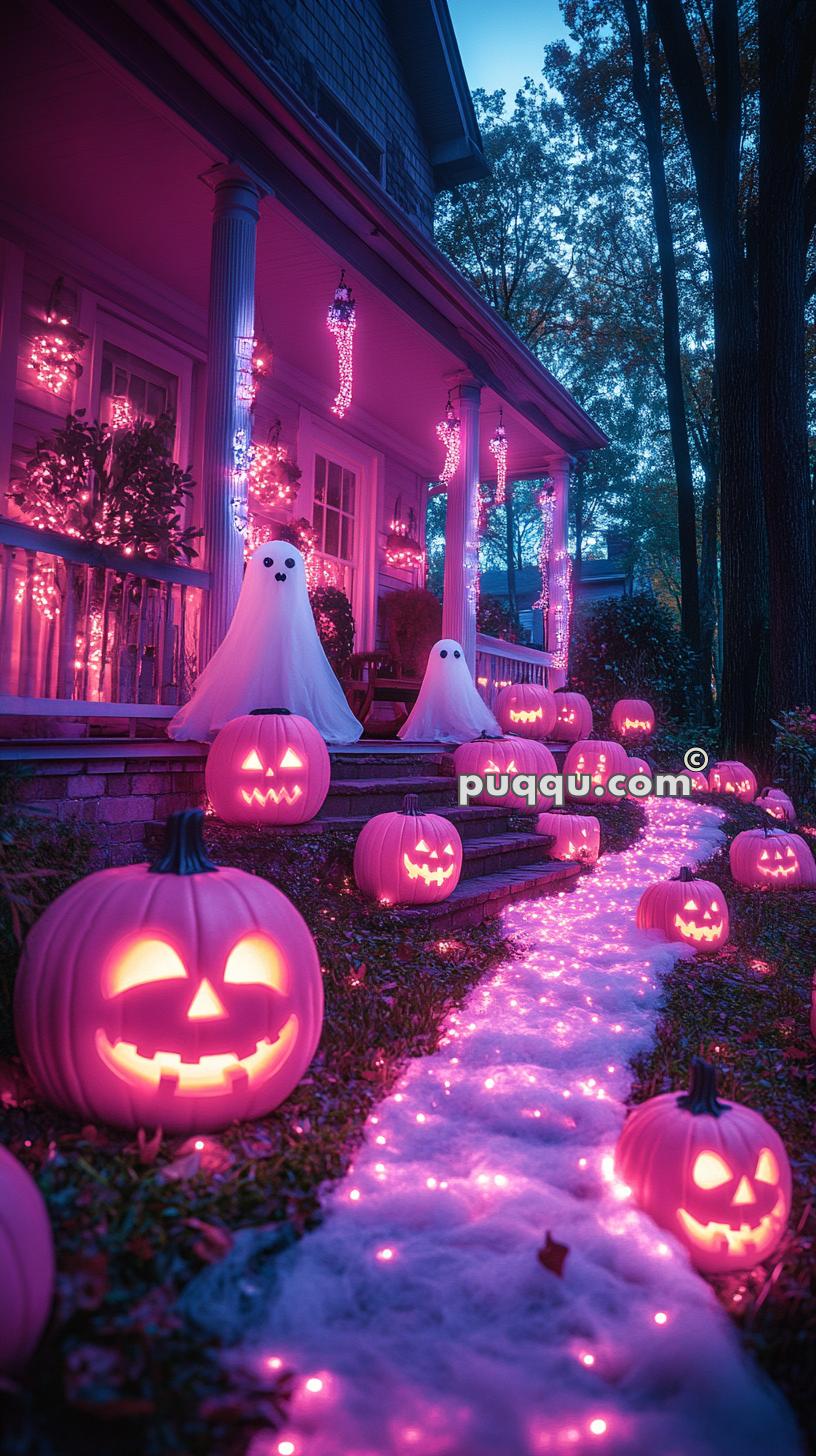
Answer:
[{"xmin": 628, "ymin": 794, "xmax": 816, "ymax": 1447}]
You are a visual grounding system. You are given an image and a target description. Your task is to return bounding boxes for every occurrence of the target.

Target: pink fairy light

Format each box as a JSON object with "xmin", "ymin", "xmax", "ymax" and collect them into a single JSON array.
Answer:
[
  {"xmin": 109, "ymin": 395, "xmax": 135, "ymax": 431},
  {"xmin": 490, "ymin": 415, "xmax": 508, "ymax": 504},
  {"xmin": 532, "ymin": 486, "xmax": 555, "ymax": 614},
  {"xmin": 27, "ymin": 284, "xmax": 86, "ymax": 396},
  {"xmin": 327, "ymin": 272, "xmax": 356, "ymax": 418},
  {"xmin": 435, "ymin": 397, "xmax": 461, "ymax": 483}
]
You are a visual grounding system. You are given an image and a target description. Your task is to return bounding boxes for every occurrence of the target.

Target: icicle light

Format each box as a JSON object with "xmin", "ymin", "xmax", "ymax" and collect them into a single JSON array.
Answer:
[
  {"xmin": 327, "ymin": 271, "xmax": 356, "ymax": 418},
  {"xmin": 435, "ymin": 396, "xmax": 461, "ymax": 484},
  {"xmin": 489, "ymin": 413, "xmax": 508, "ymax": 505}
]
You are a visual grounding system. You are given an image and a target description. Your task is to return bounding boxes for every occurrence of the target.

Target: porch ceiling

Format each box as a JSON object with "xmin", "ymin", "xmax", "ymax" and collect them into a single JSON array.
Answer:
[{"xmin": 1, "ymin": 0, "xmax": 598, "ymax": 479}]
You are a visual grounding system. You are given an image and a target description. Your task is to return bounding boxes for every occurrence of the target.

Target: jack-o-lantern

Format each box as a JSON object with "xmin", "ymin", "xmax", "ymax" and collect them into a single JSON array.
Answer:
[
  {"xmin": 551, "ymin": 691, "xmax": 593, "ymax": 743},
  {"xmin": 0, "ymin": 1146, "xmax": 54, "ymax": 1373},
  {"xmin": 685, "ymin": 769, "xmax": 709, "ymax": 794},
  {"xmin": 611, "ymin": 698, "xmax": 655, "ymax": 737},
  {"xmin": 206, "ymin": 708, "xmax": 330, "ymax": 826},
  {"xmin": 729, "ymin": 826, "xmax": 816, "ymax": 890},
  {"xmin": 708, "ymin": 760, "xmax": 757, "ymax": 803},
  {"xmin": 535, "ymin": 812, "xmax": 600, "ymax": 865},
  {"xmin": 14, "ymin": 811, "xmax": 323, "ymax": 1133},
  {"xmin": 755, "ymin": 787, "xmax": 796, "ymax": 824},
  {"xmin": 353, "ymin": 795, "xmax": 462, "ymax": 906},
  {"xmin": 454, "ymin": 733, "xmax": 557, "ymax": 811},
  {"xmin": 494, "ymin": 683, "xmax": 556, "ymax": 739},
  {"xmin": 616, "ymin": 1058, "xmax": 790, "ymax": 1273},
  {"xmin": 563, "ymin": 738, "xmax": 630, "ymax": 802},
  {"xmin": 626, "ymin": 756, "xmax": 652, "ymax": 799},
  {"xmin": 636, "ymin": 865, "xmax": 730, "ymax": 947}
]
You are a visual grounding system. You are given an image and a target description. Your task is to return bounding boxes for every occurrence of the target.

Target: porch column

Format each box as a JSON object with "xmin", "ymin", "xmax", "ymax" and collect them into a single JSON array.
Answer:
[
  {"xmin": 200, "ymin": 164, "xmax": 262, "ymax": 666},
  {"xmin": 546, "ymin": 456, "xmax": 572, "ymax": 689},
  {"xmin": 442, "ymin": 379, "xmax": 481, "ymax": 673}
]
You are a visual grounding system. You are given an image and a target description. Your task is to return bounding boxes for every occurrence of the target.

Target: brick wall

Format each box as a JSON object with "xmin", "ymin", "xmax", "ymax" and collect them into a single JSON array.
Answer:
[
  {"xmin": 206, "ymin": 0, "xmax": 435, "ymax": 230},
  {"xmin": 15, "ymin": 753, "xmax": 207, "ymax": 868}
]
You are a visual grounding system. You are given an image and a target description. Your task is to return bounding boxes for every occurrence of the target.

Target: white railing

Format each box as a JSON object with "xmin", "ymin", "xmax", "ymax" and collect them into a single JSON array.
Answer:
[
  {"xmin": 475, "ymin": 632, "xmax": 552, "ymax": 709},
  {"xmin": 0, "ymin": 518, "xmax": 209, "ymax": 713}
]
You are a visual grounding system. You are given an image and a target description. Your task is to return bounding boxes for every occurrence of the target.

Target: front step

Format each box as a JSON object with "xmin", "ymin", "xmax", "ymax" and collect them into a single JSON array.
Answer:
[
  {"xmin": 396, "ymin": 860, "xmax": 581, "ymax": 929},
  {"xmin": 461, "ymin": 830, "xmax": 554, "ymax": 880},
  {"xmin": 318, "ymin": 775, "xmax": 458, "ymax": 818},
  {"xmin": 315, "ymin": 803, "xmax": 533, "ymax": 841}
]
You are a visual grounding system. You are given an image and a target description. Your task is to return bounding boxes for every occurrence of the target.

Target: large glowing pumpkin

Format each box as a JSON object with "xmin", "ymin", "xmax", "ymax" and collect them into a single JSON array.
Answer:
[
  {"xmin": 636, "ymin": 865, "xmax": 730, "ymax": 948},
  {"xmin": 755, "ymin": 786, "xmax": 796, "ymax": 824},
  {"xmin": 354, "ymin": 795, "xmax": 462, "ymax": 906},
  {"xmin": 616, "ymin": 1058, "xmax": 790, "ymax": 1273},
  {"xmin": 494, "ymin": 683, "xmax": 556, "ymax": 739},
  {"xmin": 453, "ymin": 733, "xmax": 557, "ymax": 811},
  {"xmin": 563, "ymin": 738, "xmax": 630, "ymax": 802},
  {"xmin": 708, "ymin": 760, "xmax": 757, "ymax": 803},
  {"xmin": 729, "ymin": 826, "xmax": 816, "ymax": 890},
  {"xmin": 535, "ymin": 812, "xmax": 600, "ymax": 865},
  {"xmin": 206, "ymin": 708, "xmax": 330, "ymax": 826},
  {"xmin": 14, "ymin": 811, "xmax": 323, "ymax": 1133},
  {"xmin": 551, "ymin": 691, "xmax": 593, "ymax": 743},
  {"xmin": 611, "ymin": 698, "xmax": 655, "ymax": 737},
  {"xmin": 0, "ymin": 1146, "xmax": 54, "ymax": 1373}
]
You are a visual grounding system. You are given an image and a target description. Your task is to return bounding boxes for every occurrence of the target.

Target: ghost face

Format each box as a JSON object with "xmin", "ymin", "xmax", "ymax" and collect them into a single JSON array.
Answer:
[{"xmin": 252, "ymin": 542, "xmax": 300, "ymax": 586}]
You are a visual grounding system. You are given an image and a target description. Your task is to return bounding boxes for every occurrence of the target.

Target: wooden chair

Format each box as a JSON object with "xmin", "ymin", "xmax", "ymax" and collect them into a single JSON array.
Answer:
[{"xmin": 342, "ymin": 651, "xmax": 420, "ymax": 737}]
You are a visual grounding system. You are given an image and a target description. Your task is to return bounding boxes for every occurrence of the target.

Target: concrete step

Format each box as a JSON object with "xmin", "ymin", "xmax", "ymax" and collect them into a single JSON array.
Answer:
[
  {"xmin": 318, "ymin": 775, "xmax": 458, "ymax": 818},
  {"xmin": 315, "ymin": 803, "xmax": 532, "ymax": 841},
  {"xmin": 329, "ymin": 751, "xmax": 448, "ymax": 782},
  {"xmin": 460, "ymin": 830, "xmax": 553, "ymax": 880},
  {"xmin": 395, "ymin": 859, "xmax": 581, "ymax": 930}
]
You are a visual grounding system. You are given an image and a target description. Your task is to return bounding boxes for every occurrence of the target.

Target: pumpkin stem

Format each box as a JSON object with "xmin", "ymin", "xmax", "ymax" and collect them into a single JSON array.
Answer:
[
  {"xmin": 149, "ymin": 809, "xmax": 218, "ymax": 876},
  {"xmin": 674, "ymin": 866, "xmax": 695, "ymax": 882},
  {"xmin": 677, "ymin": 1057, "xmax": 728, "ymax": 1117},
  {"xmin": 250, "ymin": 708, "xmax": 291, "ymax": 716},
  {"xmin": 401, "ymin": 794, "xmax": 421, "ymax": 815}
]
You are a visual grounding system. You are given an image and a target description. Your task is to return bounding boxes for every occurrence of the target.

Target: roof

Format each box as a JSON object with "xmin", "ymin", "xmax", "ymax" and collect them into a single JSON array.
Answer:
[{"xmin": 381, "ymin": 0, "xmax": 490, "ymax": 188}]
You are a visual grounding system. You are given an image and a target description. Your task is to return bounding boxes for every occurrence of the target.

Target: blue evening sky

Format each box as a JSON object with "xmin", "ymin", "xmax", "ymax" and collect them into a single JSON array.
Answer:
[{"xmin": 448, "ymin": 0, "xmax": 567, "ymax": 99}]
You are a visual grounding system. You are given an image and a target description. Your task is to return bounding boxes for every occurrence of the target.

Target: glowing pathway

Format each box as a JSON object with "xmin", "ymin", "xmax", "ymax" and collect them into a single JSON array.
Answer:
[{"xmin": 186, "ymin": 797, "xmax": 799, "ymax": 1456}]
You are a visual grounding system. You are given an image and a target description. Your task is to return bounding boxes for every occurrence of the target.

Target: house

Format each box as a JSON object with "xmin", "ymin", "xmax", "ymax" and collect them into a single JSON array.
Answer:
[{"xmin": 480, "ymin": 533, "xmax": 636, "ymax": 643}]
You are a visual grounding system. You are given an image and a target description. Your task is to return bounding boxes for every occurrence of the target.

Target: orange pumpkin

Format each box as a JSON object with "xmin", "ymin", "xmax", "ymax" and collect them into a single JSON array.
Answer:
[
  {"xmin": 353, "ymin": 795, "xmax": 462, "ymax": 906},
  {"xmin": 616, "ymin": 1059, "xmax": 790, "ymax": 1273},
  {"xmin": 535, "ymin": 812, "xmax": 600, "ymax": 864},
  {"xmin": 729, "ymin": 826, "xmax": 816, "ymax": 889},
  {"xmin": 494, "ymin": 683, "xmax": 556, "ymax": 739},
  {"xmin": 563, "ymin": 738, "xmax": 630, "ymax": 802},
  {"xmin": 755, "ymin": 787, "xmax": 796, "ymax": 824},
  {"xmin": 206, "ymin": 709, "xmax": 330, "ymax": 826},
  {"xmin": 453, "ymin": 733, "xmax": 557, "ymax": 810},
  {"xmin": 636, "ymin": 865, "xmax": 730, "ymax": 948},
  {"xmin": 708, "ymin": 760, "xmax": 757, "ymax": 803},
  {"xmin": 610, "ymin": 697, "xmax": 654, "ymax": 737},
  {"xmin": 551, "ymin": 691, "xmax": 593, "ymax": 743}
]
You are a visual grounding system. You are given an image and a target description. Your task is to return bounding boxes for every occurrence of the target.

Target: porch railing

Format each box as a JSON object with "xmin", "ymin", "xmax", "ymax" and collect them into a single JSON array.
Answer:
[
  {"xmin": 0, "ymin": 518, "xmax": 209, "ymax": 712},
  {"xmin": 475, "ymin": 632, "xmax": 553, "ymax": 710}
]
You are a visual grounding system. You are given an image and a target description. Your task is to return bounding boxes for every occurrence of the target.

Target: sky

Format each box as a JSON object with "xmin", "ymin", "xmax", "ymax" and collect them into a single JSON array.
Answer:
[{"xmin": 448, "ymin": 0, "xmax": 567, "ymax": 99}]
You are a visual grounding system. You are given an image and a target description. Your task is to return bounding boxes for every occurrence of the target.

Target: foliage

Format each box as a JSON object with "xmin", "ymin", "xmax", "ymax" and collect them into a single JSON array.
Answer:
[
  {"xmin": 628, "ymin": 795, "xmax": 816, "ymax": 1447},
  {"xmin": 380, "ymin": 587, "xmax": 442, "ymax": 676},
  {"xmin": 570, "ymin": 592, "xmax": 698, "ymax": 724},
  {"xmin": 11, "ymin": 412, "xmax": 201, "ymax": 563},
  {"xmin": 477, "ymin": 594, "xmax": 517, "ymax": 640},
  {"xmin": 772, "ymin": 708, "xmax": 816, "ymax": 813},
  {"xmin": 309, "ymin": 585, "xmax": 355, "ymax": 677}
]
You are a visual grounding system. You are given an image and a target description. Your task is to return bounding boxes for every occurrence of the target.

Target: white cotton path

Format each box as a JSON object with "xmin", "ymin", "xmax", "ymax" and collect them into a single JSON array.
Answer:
[{"xmin": 183, "ymin": 796, "xmax": 801, "ymax": 1456}]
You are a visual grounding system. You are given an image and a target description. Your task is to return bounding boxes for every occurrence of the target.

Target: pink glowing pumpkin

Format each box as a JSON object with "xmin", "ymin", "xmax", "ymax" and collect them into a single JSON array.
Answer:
[
  {"xmin": 708, "ymin": 760, "xmax": 757, "ymax": 803},
  {"xmin": 0, "ymin": 1146, "xmax": 54, "ymax": 1372},
  {"xmin": 563, "ymin": 738, "xmax": 630, "ymax": 802},
  {"xmin": 14, "ymin": 811, "xmax": 323, "ymax": 1133},
  {"xmin": 535, "ymin": 812, "xmax": 600, "ymax": 865},
  {"xmin": 551, "ymin": 691, "xmax": 593, "ymax": 743},
  {"xmin": 494, "ymin": 683, "xmax": 556, "ymax": 739},
  {"xmin": 755, "ymin": 787, "xmax": 796, "ymax": 824},
  {"xmin": 453, "ymin": 733, "xmax": 557, "ymax": 810},
  {"xmin": 353, "ymin": 795, "xmax": 462, "ymax": 906},
  {"xmin": 729, "ymin": 826, "xmax": 816, "ymax": 889},
  {"xmin": 616, "ymin": 1058, "xmax": 790, "ymax": 1273},
  {"xmin": 685, "ymin": 770, "xmax": 709, "ymax": 794},
  {"xmin": 625, "ymin": 756, "xmax": 652, "ymax": 798},
  {"xmin": 636, "ymin": 865, "xmax": 730, "ymax": 948},
  {"xmin": 206, "ymin": 708, "xmax": 330, "ymax": 826},
  {"xmin": 611, "ymin": 697, "xmax": 655, "ymax": 737}
]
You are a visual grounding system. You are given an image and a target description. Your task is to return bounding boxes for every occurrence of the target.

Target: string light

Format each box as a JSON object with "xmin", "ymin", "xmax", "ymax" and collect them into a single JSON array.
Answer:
[
  {"xmin": 109, "ymin": 395, "xmax": 135, "ymax": 431},
  {"xmin": 327, "ymin": 271, "xmax": 356, "ymax": 418},
  {"xmin": 489, "ymin": 411, "xmax": 508, "ymax": 504},
  {"xmin": 385, "ymin": 498, "xmax": 424, "ymax": 570},
  {"xmin": 27, "ymin": 278, "xmax": 86, "ymax": 396},
  {"xmin": 532, "ymin": 484, "xmax": 554, "ymax": 616},
  {"xmin": 435, "ymin": 395, "xmax": 461, "ymax": 483}
]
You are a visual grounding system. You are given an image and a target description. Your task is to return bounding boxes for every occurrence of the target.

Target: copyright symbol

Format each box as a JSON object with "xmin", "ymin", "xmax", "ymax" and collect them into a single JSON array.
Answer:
[{"xmin": 684, "ymin": 747, "xmax": 709, "ymax": 772}]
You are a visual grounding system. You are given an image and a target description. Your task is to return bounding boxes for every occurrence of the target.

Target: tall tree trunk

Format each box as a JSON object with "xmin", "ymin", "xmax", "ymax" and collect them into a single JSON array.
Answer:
[
  {"xmin": 757, "ymin": 0, "xmax": 816, "ymax": 716},
  {"xmin": 623, "ymin": 0, "xmax": 701, "ymax": 653},
  {"xmin": 505, "ymin": 483, "xmax": 518, "ymax": 629},
  {"xmin": 698, "ymin": 455, "xmax": 719, "ymax": 722},
  {"xmin": 652, "ymin": 0, "xmax": 770, "ymax": 761},
  {"xmin": 573, "ymin": 463, "xmax": 585, "ymax": 588}
]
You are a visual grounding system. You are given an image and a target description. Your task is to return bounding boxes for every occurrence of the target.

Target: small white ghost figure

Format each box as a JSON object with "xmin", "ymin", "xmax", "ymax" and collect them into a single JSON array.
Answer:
[
  {"xmin": 398, "ymin": 638, "xmax": 500, "ymax": 743},
  {"xmin": 168, "ymin": 541, "xmax": 363, "ymax": 744}
]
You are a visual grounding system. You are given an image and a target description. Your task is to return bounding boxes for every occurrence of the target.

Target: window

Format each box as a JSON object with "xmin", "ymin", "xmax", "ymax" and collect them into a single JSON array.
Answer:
[
  {"xmin": 316, "ymin": 85, "xmax": 383, "ymax": 180},
  {"xmin": 99, "ymin": 341, "xmax": 178, "ymax": 427},
  {"xmin": 313, "ymin": 453, "xmax": 356, "ymax": 593}
]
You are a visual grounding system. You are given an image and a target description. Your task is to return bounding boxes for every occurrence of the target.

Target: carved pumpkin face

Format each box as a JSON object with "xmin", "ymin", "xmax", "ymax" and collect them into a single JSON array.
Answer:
[
  {"xmin": 0, "ymin": 1147, "xmax": 54, "ymax": 1373},
  {"xmin": 708, "ymin": 760, "xmax": 757, "ymax": 803},
  {"xmin": 636, "ymin": 866, "xmax": 730, "ymax": 948},
  {"xmin": 14, "ymin": 812, "xmax": 323, "ymax": 1133},
  {"xmin": 616, "ymin": 1059, "xmax": 790, "ymax": 1273},
  {"xmin": 535, "ymin": 812, "xmax": 600, "ymax": 865},
  {"xmin": 686, "ymin": 770, "xmax": 709, "ymax": 794},
  {"xmin": 551, "ymin": 691, "xmax": 593, "ymax": 743},
  {"xmin": 729, "ymin": 827, "xmax": 816, "ymax": 890},
  {"xmin": 495, "ymin": 683, "xmax": 556, "ymax": 739},
  {"xmin": 206, "ymin": 709, "xmax": 330, "ymax": 825},
  {"xmin": 353, "ymin": 796, "xmax": 463, "ymax": 906},
  {"xmin": 453, "ymin": 735, "xmax": 557, "ymax": 810},
  {"xmin": 756, "ymin": 787, "xmax": 796, "ymax": 824},
  {"xmin": 611, "ymin": 698, "xmax": 654, "ymax": 737},
  {"xmin": 563, "ymin": 738, "xmax": 630, "ymax": 802}
]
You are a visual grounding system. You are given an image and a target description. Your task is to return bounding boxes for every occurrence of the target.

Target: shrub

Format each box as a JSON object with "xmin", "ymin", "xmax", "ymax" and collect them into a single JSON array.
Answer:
[
  {"xmin": 310, "ymin": 585, "xmax": 355, "ymax": 676},
  {"xmin": 380, "ymin": 588, "xmax": 442, "ymax": 676},
  {"xmin": 772, "ymin": 708, "xmax": 816, "ymax": 812},
  {"xmin": 477, "ymin": 594, "xmax": 517, "ymax": 641},
  {"xmin": 570, "ymin": 594, "xmax": 699, "ymax": 726}
]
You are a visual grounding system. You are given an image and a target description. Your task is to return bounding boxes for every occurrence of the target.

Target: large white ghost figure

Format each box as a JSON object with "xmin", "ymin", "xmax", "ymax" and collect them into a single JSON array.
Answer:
[
  {"xmin": 398, "ymin": 638, "xmax": 500, "ymax": 743},
  {"xmin": 168, "ymin": 541, "xmax": 363, "ymax": 744}
]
